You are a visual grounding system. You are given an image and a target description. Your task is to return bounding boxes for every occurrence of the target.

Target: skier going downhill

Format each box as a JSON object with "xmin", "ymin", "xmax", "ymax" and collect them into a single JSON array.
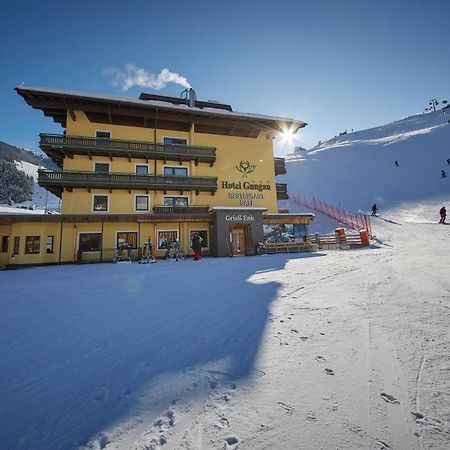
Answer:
[{"xmin": 371, "ymin": 203, "xmax": 378, "ymax": 216}]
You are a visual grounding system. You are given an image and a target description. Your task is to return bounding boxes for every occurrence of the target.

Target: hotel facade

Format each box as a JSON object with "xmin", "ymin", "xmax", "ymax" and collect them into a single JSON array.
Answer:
[{"xmin": 0, "ymin": 87, "xmax": 313, "ymax": 268}]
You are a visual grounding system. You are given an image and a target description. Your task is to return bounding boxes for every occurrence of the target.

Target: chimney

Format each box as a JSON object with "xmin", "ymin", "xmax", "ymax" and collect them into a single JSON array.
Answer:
[{"xmin": 188, "ymin": 88, "xmax": 197, "ymax": 107}]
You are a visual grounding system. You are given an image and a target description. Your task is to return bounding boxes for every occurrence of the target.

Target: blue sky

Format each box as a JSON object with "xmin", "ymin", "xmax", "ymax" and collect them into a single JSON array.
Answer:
[{"xmin": 1, "ymin": 0, "xmax": 449, "ymax": 156}]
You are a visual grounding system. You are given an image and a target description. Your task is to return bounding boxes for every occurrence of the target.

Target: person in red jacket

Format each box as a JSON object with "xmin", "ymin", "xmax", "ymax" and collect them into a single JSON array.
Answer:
[{"xmin": 191, "ymin": 233, "xmax": 203, "ymax": 260}]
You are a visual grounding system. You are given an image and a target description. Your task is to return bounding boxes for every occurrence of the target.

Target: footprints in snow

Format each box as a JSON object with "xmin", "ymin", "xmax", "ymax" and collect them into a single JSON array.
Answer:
[
  {"xmin": 277, "ymin": 401, "xmax": 295, "ymax": 415},
  {"xmin": 380, "ymin": 392, "xmax": 400, "ymax": 405},
  {"xmin": 411, "ymin": 411, "xmax": 425, "ymax": 423},
  {"xmin": 315, "ymin": 355, "xmax": 336, "ymax": 375}
]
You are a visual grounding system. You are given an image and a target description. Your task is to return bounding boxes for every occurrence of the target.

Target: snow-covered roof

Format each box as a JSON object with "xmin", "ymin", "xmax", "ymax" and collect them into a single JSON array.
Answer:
[
  {"xmin": 15, "ymin": 86, "xmax": 306, "ymax": 130},
  {"xmin": 209, "ymin": 206, "xmax": 268, "ymax": 212}
]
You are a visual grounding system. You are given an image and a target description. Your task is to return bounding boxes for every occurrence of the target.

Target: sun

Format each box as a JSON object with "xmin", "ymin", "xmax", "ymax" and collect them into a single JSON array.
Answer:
[{"xmin": 280, "ymin": 128, "xmax": 297, "ymax": 145}]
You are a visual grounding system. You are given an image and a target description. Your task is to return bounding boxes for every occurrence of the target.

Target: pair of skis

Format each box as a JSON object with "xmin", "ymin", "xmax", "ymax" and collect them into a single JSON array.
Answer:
[{"xmin": 138, "ymin": 258, "xmax": 157, "ymax": 264}]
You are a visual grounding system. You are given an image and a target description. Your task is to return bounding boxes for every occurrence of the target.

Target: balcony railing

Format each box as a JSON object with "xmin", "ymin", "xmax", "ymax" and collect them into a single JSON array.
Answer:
[
  {"xmin": 276, "ymin": 183, "xmax": 289, "ymax": 200},
  {"xmin": 153, "ymin": 205, "xmax": 210, "ymax": 215},
  {"xmin": 40, "ymin": 134, "xmax": 217, "ymax": 166},
  {"xmin": 274, "ymin": 157, "xmax": 287, "ymax": 176},
  {"xmin": 38, "ymin": 170, "xmax": 217, "ymax": 197}
]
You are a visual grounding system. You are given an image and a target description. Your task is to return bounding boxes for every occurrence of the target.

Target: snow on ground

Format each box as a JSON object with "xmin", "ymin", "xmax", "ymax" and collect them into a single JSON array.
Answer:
[{"xmin": 1, "ymin": 200, "xmax": 449, "ymax": 450}]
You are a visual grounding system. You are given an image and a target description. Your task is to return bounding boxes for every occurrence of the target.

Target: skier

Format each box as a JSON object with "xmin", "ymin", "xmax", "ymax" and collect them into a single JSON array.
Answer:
[
  {"xmin": 371, "ymin": 203, "xmax": 378, "ymax": 216},
  {"xmin": 442, "ymin": 170, "xmax": 447, "ymax": 178},
  {"xmin": 394, "ymin": 160, "xmax": 399, "ymax": 167},
  {"xmin": 439, "ymin": 206, "xmax": 447, "ymax": 224},
  {"xmin": 447, "ymin": 158, "xmax": 450, "ymax": 166}
]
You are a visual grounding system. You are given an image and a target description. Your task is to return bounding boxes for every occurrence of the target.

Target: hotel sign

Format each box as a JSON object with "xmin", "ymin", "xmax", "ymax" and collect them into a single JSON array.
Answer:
[
  {"xmin": 225, "ymin": 214, "xmax": 255, "ymax": 222},
  {"xmin": 221, "ymin": 160, "xmax": 273, "ymax": 206}
]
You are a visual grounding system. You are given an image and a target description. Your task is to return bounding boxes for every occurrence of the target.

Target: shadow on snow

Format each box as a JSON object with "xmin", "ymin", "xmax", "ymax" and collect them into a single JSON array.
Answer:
[{"xmin": 0, "ymin": 253, "xmax": 319, "ymax": 449}]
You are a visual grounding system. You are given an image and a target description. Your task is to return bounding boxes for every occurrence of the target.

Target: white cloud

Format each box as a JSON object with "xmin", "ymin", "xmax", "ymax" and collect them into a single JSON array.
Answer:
[{"xmin": 102, "ymin": 65, "xmax": 191, "ymax": 91}]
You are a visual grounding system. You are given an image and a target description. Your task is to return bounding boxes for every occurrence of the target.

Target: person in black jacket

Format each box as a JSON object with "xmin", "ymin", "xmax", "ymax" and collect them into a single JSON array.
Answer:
[
  {"xmin": 439, "ymin": 206, "xmax": 447, "ymax": 224},
  {"xmin": 371, "ymin": 203, "xmax": 378, "ymax": 216}
]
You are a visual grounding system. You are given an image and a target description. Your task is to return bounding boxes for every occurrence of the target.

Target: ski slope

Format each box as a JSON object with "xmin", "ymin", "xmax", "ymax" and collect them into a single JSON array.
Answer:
[
  {"xmin": 0, "ymin": 160, "xmax": 60, "ymax": 213},
  {"xmin": 282, "ymin": 110, "xmax": 450, "ymax": 216}
]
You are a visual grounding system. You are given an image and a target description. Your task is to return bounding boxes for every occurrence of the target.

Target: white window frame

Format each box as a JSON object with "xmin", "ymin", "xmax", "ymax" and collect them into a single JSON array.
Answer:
[
  {"xmin": 95, "ymin": 130, "xmax": 112, "ymax": 139},
  {"xmin": 163, "ymin": 136, "xmax": 188, "ymax": 146},
  {"xmin": 189, "ymin": 229, "xmax": 209, "ymax": 248},
  {"xmin": 162, "ymin": 195, "xmax": 189, "ymax": 207},
  {"xmin": 157, "ymin": 230, "xmax": 179, "ymax": 249},
  {"xmin": 134, "ymin": 194, "xmax": 150, "ymax": 212},
  {"xmin": 77, "ymin": 231, "xmax": 103, "ymax": 253},
  {"xmin": 92, "ymin": 194, "xmax": 110, "ymax": 212},
  {"xmin": 135, "ymin": 164, "xmax": 149, "ymax": 175},
  {"xmin": 163, "ymin": 165, "xmax": 189, "ymax": 176},
  {"xmin": 93, "ymin": 161, "xmax": 111, "ymax": 173}
]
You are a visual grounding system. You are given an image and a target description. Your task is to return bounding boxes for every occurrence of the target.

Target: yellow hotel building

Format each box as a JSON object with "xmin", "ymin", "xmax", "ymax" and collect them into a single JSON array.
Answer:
[{"xmin": 0, "ymin": 87, "xmax": 314, "ymax": 268}]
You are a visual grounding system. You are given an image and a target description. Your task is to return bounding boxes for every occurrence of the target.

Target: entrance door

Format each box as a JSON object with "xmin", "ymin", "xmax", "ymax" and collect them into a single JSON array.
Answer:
[{"xmin": 230, "ymin": 227, "xmax": 246, "ymax": 256}]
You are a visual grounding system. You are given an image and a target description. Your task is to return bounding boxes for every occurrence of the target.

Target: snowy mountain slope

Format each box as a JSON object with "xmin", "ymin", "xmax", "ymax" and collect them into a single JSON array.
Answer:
[
  {"xmin": 282, "ymin": 110, "xmax": 450, "ymax": 215},
  {"xmin": 14, "ymin": 159, "xmax": 40, "ymax": 181},
  {"xmin": 0, "ymin": 159, "xmax": 60, "ymax": 212}
]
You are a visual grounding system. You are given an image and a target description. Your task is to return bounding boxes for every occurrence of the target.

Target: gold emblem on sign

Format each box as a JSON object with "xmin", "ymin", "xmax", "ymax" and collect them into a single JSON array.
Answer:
[{"xmin": 236, "ymin": 160, "xmax": 256, "ymax": 178}]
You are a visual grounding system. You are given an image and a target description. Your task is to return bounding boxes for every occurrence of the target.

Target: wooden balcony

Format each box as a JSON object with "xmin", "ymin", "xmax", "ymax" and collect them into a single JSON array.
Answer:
[
  {"xmin": 153, "ymin": 205, "xmax": 210, "ymax": 215},
  {"xmin": 274, "ymin": 157, "xmax": 287, "ymax": 176},
  {"xmin": 40, "ymin": 133, "xmax": 217, "ymax": 167},
  {"xmin": 276, "ymin": 183, "xmax": 289, "ymax": 200},
  {"xmin": 38, "ymin": 170, "xmax": 217, "ymax": 197}
]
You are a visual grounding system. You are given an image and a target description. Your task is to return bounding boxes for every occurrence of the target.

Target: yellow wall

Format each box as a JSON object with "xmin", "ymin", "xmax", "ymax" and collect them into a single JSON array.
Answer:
[
  {"xmin": 0, "ymin": 222, "xmax": 62, "ymax": 267},
  {"xmin": 0, "ymin": 219, "xmax": 212, "ymax": 268},
  {"xmin": 63, "ymin": 110, "xmax": 278, "ymax": 214}
]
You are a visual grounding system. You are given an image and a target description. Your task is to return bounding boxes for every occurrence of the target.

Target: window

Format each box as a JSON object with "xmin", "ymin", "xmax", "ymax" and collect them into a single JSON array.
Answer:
[
  {"xmin": 263, "ymin": 223, "xmax": 308, "ymax": 243},
  {"xmin": 13, "ymin": 237, "xmax": 20, "ymax": 255},
  {"xmin": 190, "ymin": 230, "xmax": 208, "ymax": 248},
  {"xmin": 158, "ymin": 231, "xmax": 178, "ymax": 249},
  {"xmin": 46, "ymin": 236, "xmax": 54, "ymax": 253},
  {"xmin": 94, "ymin": 162, "xmax": 110, "ymax": 173},
  {"xmin": 25, "ymin": 236, "xmax": 40, "ymax": 254},
  {"xmin": 135, "ymin": 195, "xmax": 149, "ymax": 211},
  {"xmin": 164, "ymin": 166, "xmax": 188, "ymax": 176},
  {"xmin": 96, "ymin": 130, "xmax": 111, "ymax": 139},
  {"xmin": 79, "ymin": 233, "xmax": 102, "ymax": 252},
  {"xmin": 1, "ymin": 236, "xmax": 9, "ymax": 253},
  {"xmin": 93, "ymin": 195, "xmax": 108, "ymax": 211},
  {"xmin": 164, "ymin": 137, "xmax": 187, "ymax": 146},
  {"xmin": 135, "ymin": 165, "xmax": 149, "ymax": 175},
  {"xmin": 163, "ymin": 196, "xmax": 188, "ymax": 207},
  {"xmin": 117, "ymin": 232, "xmax": 138, "ymax": 249}
]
